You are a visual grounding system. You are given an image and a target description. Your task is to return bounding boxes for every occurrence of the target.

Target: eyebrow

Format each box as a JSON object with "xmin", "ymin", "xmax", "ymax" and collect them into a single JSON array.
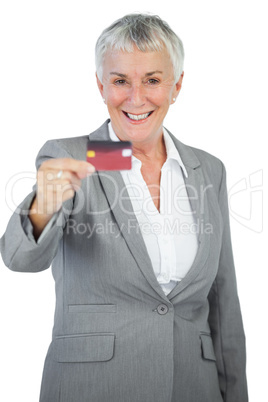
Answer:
[{"xmin": 110, "ymin": 71, "xmax": 163, "ymax": 78}]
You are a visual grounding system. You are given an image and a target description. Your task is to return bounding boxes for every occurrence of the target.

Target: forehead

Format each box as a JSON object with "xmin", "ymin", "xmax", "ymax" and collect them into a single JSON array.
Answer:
[{"xmin": 102, "ymin": 46, "xmax": 173, "ymax": 76}]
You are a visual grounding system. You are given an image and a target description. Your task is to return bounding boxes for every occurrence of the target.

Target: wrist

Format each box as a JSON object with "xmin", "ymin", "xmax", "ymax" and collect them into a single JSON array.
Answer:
[{"xmin": 29, "ymin": 197, "xmax": 55, "ymax": 239}]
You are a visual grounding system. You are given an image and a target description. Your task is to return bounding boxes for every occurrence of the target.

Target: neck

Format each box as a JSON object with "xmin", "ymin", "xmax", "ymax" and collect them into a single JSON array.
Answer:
[{"xmin": 132, "ymin": 133, "xmax": 167, "ymax": 165}]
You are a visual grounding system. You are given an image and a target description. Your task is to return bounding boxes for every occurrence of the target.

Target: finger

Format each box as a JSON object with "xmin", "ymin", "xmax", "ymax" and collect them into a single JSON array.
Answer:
[
  {"xmin": 36, "ymin": 170, "xmax": 82, "ymax": 202},
  {"xmin": 37, "ymin": 169, "xmax": 80, "ymax": 184},
  {"xmin": 41, "ymin": 158, "xmax": 95, "ymax": 179},
  {"xmin": 53, "ymin": 171, "xmax": 82, "ymax": 190},
  {"xmin": 35, "ymin": 180, "xmax": 77, "ymax": 215}
]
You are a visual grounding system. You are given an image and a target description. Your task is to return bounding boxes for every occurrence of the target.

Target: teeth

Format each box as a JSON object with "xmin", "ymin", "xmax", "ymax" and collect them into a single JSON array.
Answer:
[{"xmin": 127, "ymin": 112, "xmax": 150, "ymax": 121}]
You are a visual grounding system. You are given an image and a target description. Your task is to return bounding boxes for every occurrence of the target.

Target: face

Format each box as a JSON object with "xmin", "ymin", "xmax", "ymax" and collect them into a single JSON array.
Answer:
[{"xmin": 96, "ymin": 46, "xmax": 183, "ymax": 147}]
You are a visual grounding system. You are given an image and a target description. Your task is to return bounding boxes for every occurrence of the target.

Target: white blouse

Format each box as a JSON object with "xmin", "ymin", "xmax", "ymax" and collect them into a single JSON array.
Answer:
[{"xmin": 108, "ymin": 123, "xmax": 198, "ymax": 295}]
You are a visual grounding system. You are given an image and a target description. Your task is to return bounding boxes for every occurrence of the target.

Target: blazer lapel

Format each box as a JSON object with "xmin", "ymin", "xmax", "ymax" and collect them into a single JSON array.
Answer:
[
  {"xmin": 88, "ymin": 121, "xmax": 211, "ymax": 300},
  {"xmin": 166, "ymin": 133, "xmax": 211, "ymax": 299},
  {"xmin": 98, "ymin": 170, "xmax": 168, "ymax": 299},
  {"xmin": 89, "ymin": 120, "xmax": 168, "ymax": 300}
]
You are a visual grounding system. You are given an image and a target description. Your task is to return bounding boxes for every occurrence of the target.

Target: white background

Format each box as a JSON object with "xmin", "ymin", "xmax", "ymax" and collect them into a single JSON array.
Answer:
[{"xmin": 0, "ymin": 0, "xmax": 266, "ymax": 400}]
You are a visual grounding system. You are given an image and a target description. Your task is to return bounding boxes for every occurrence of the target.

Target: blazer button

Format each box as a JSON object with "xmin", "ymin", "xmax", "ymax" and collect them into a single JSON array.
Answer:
[{"xmin": 157, "ymin": 304, "xmax": 169, "ymax": 315}]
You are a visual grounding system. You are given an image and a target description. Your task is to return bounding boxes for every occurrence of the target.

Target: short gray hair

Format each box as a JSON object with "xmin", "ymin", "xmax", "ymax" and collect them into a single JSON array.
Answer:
[{"xmin": 95, "ymin": 13, "xmax": 184, "ymax": 83}]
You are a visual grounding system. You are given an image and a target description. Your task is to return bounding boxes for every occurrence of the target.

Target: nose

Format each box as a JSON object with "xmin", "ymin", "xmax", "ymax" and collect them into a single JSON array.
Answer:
[{"xmin": 128, "ymin": 84, "xmax": 146, "ymax": 107}]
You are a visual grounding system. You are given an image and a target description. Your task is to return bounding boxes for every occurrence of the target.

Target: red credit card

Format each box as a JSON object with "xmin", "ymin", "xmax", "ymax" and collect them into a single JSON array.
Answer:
[{"xmin": 87, "ymin": 140, "xmax": 132, "ymax": 171}]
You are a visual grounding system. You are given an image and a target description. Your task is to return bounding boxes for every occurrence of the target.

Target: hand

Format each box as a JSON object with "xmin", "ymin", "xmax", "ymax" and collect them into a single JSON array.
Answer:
[{"xmin": 29, "ymin": 158, "xmax": 95, "ymax": 238}]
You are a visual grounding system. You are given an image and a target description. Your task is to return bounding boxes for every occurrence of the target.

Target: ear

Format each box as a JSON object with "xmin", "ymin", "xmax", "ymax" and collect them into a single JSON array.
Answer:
[
  {"xmin": 96, "ymin": 72, "xmax": 104, "ymax": 98},
  {"xmin": 172, "ymin": 72, "xmax": 184, "ymax": 104}
]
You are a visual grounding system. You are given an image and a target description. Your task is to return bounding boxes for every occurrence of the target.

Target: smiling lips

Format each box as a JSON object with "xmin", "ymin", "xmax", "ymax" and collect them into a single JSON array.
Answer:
[{"xmin": 123, "ymin": 111, "xmax": 153, "ymax": 121}]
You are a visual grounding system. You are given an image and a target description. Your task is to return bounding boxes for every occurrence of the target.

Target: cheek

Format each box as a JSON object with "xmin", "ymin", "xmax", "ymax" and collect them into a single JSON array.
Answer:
[
  {"xmin": 149, "ymin": 88, "xmax": 173, "ymax": 107},
  {"xmin": 105, "ymin": 88, "xmax": 126, "ymax": 107}
]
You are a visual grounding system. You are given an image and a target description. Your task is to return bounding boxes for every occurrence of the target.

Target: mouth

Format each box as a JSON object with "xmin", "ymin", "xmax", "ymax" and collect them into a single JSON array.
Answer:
[{"xmin": 123, "ymin": 111, "xmax": 154, "ymax": 122}]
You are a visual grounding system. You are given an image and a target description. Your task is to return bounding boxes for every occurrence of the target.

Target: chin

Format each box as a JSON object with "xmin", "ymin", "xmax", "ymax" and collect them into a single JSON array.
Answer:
[{"xmin": 123, "ymin": 127, "xmax": 155, "ymax": 143}]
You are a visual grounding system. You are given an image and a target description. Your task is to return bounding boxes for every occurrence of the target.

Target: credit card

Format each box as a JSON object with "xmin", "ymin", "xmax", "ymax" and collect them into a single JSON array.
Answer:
[{"xmin": 87, "ymin": 140, "xmax": 132, "ymax": 171}]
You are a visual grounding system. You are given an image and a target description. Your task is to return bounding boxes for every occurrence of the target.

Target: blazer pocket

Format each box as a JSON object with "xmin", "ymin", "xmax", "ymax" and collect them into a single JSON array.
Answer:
[
  {"xmin": 68, "ymin": 304, "xmax": 117, "ymax": 313},
  {"xmin": 200, "ymin": 333, "xmax": 216, "ymax": 362},
  {"xmin": 53, "ymin": 333, "xmax": 115, "ymax": 363}
]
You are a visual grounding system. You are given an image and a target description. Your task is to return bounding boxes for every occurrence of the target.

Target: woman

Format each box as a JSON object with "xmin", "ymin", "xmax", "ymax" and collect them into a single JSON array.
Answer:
[{"xmin": 0, "ymin": 13, "xmax": 248, "ymax": 402}]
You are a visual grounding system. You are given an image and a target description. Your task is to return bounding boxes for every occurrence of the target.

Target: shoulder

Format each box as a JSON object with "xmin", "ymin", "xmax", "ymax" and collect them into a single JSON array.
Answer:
[
  {"xmin": 189, "ymin": 144, "xmax": 226, "ymax": 193},
  {"xmin": 168, "ymin": 131, "xmax": 225, "ymax": 191},
  {"xmin": 189, "ymin": 144, "xmax": 224, "ymax": 173},
  {"xmin": 41, "ymin": 135, "xmax": 89, "ymax": 158},
  {"xmin": 35, "ymin": 120, "xmax": 110, "ymax": 169},
  {"xmin": 35, "ymin": 135, "xmax": 89, "ymax": 169},
  {"xmin": 170, "ymin": 131, "xmax": 223, "ymax": 167}
]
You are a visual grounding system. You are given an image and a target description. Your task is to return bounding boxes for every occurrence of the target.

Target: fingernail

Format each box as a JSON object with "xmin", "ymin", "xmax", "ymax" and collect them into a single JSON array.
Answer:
[{"xmin": 87, "ymin": 165, "xmax": 96, "ymax": 174}]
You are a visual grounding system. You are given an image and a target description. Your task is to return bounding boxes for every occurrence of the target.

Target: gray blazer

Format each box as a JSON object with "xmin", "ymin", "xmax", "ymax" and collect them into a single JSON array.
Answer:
[{"xmin": 1, "ymin": 120, "xmax": 248, "ymax": 402}]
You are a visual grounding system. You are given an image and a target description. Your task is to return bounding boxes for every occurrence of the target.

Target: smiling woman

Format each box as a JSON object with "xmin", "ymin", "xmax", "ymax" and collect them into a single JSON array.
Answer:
[
  {"xmin": 96, "ymin": 47, "xmax": 183, "ymax": 148},
  {"xmin": 0, "ymin": 12, "xmax": 248, "ymax": 402}
]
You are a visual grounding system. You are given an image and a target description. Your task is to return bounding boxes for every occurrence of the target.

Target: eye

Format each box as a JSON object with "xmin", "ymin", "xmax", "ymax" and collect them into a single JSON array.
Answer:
[
  {"xmin": 114, "ymin": 79, "xmax": 127, "ymax": 86},
  {"xmin": 147, "ymin": 78, "xmax": 160, "ymax": 85}
]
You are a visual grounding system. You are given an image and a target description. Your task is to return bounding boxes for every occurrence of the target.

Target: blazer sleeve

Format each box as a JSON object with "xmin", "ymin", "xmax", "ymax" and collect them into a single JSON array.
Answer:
[
  {"xmin": 208, "ymin": 162, "xmax": 248, "ymax": 402},
  {"xmin": 0, "ymin": 140, "xmax": 74, "ymax": 273}
]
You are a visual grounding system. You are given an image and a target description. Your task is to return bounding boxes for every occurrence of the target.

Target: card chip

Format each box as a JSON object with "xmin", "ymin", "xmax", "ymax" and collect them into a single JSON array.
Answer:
[{"xmin": 87, "ymin": 150, "xmax": 96, "ymax": 158}]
